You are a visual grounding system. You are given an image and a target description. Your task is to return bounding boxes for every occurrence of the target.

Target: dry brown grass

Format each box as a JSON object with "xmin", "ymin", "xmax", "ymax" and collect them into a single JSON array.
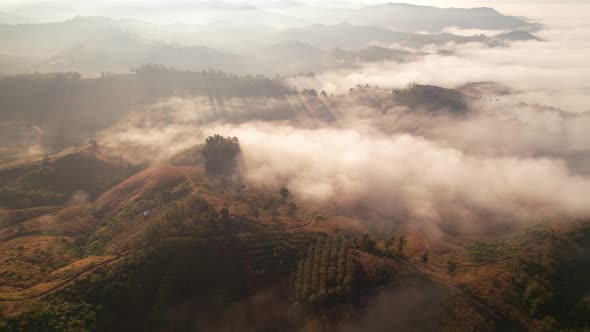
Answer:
[
  {"xmin": 356, "ymin": 250, "xmax": 400, "ymax": 284},
  {"xmin": 95, "ymin": 166, "xmax": 195, "ymax": 213},
  {"xmin": 0, "ymin": 236, "xmax": 77, "ymax": 294},
  {"xmin": 306, "ymin": 215, "xmax": 369, "ymax": 235}
]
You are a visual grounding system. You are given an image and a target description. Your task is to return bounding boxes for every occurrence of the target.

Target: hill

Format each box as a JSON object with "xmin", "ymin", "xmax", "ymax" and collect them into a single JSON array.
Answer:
[
  {"xmin": 0, "ymin": 68, "xmax": 291, "ymax": 151},
  {"xmin": 0, "ymin": 144, "xmax": 139, "ymax": 209},
  {"xmin": 494, "ymin": 30, "xmax": 542, "ymax": 42},
  {"xmin": 342, "ymin": 3, "xmax": 540, "ymax": 33},
  {"xmin": 0, "ymin": 139, "xmax": 588, "ymax": 331},
  {"xmin": 279, "ymin": 23, "xmax": 494, "ymax": 49}
]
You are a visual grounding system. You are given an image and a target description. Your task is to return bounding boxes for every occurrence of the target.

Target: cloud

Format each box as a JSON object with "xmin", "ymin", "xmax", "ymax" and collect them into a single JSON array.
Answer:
[
  {"xmin": 286, "ymin": 6, "xmax": 590, "ymax": 113},
  {"xmin": 205, "ymin": 122, "xmax": 590, "ymax": 235},
  {"xmin": 97, "ymin": 85, "xmax": 590, "ymax": 235},
  {"xmin": 94, "ymin": 3, "xmax": 590, "ymax": 235}
]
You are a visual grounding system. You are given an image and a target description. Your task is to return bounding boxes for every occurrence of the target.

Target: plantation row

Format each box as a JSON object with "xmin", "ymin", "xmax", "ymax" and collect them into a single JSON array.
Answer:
[
  {"xmin": 156, "ymin": 231, "xmax": 323, "ymax": 304},
  {"xmin": 293, "ymin": 235, "xmax": 358, "ymax": 306}
]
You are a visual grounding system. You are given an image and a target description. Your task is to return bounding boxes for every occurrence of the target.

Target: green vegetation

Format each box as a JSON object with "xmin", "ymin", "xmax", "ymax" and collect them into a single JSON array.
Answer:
[
  {"xmin": 294, "ymin": 235, "xmax": 359, "ymax": 308},
  {"xmin": 360, "ymin": 234, "xmax": 377, "ymax": 254},
  {"xmin": 0, "ymin": 69, "xmax": 292, "ymax": 151},
  {"xmin": 280, "ymin": 187, "xmax": 290, "ymax": 204},
  {"xmin": 0, "ymin": 187, "xmax": 64, "ymax": 208},
  {"xmin": 287, "ymin": 201, "xmax": 298, "ymax": 221},
  {"xmin": 1, "ymin": 300, "xmax": 98, "ymax": 332},
  {"xmin": 397, "ymin": 235, "xmax": 407, "ymax": 255},
  {"xmin": 505, "ymin": 226, "xmax": 590, "ymax": 330},
  {"xmin": 468, "ymin": 241, "xmax": 499, "ymax": 263},
  {"xmin": 203, "ymin": 135, "xmax": 241, "ymax": 176},
  {"xmin": 421, "ymin": 251, "xmax": 429, "ymax": 263}
]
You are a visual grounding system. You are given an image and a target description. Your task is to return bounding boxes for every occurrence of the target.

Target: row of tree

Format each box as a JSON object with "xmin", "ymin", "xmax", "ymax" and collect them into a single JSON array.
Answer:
[{"xmin": 293, "ymin": 235, "xmax": 358, "ymax": 307}]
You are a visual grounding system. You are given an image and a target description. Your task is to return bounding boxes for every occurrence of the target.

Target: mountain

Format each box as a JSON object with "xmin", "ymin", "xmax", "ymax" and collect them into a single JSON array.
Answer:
[
  {"xmin": 279, "ymin": 23, "xmax": 494, "ymax": 49},
  {"xmin": 1, "ymin": 137, "xmax": 588, "ymax": 331},
  {"xmin": 340, "ymin": 3, "xmax": 541, "ymax": 33},
  {"xmin": 253, "ymin": 41, "xmax": 330, "ymax": 74},
  {"xmin": 41, "ymin": 34, "xmax": 248, "ymax": 74},
  {"xmin": 494, "ymin": 30, "xmax": 542, "ymax": 41},
  {"xmin": 331, "ymin": 46, "xmax": 414, "ymax": 62}
]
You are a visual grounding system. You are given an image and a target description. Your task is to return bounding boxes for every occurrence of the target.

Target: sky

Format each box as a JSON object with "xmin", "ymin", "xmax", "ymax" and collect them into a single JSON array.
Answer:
[{"xmin": 1, "ymin": 0, "xmax": 589, "ymax": 27}]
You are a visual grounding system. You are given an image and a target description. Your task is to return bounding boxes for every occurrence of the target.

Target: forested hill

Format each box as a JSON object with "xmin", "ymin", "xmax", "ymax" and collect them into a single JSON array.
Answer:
[{"xmin": 0, "ymin": 66, "xmax": 292, "ymax": 151}]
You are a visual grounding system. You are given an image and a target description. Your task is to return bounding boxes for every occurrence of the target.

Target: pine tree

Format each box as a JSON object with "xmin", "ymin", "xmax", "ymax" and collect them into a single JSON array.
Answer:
[
  {"xmin": 398, "ymin": 236, "xmax": 407, "ymax": 255},
  {"xmin": 319, "ymin": 237, "xmax": 332, "ymax": 291},
  {"xmin": 328, "ymin": 236, "xmax": 342, "ymax": 287},
  {"xmin": 295, "ymin": 259, "xmax": 305, "ymax": 300},
  {"xmin": 337, "ymin": 239, "xmax": 349, "ymax": 286},
  {"xmin": 421, "ymin": 251, "xmax": 429, "ymax": 264},
  {"xmin": 310, "ymin": 238, "xmax": 324, "ymax": 295},
  {"xmin": 302, "ymin": 246, "xmax": 314, "ymax": 300}
]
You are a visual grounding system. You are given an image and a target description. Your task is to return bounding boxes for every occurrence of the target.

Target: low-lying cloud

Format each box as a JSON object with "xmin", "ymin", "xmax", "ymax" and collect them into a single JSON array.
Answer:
[
  {"xmin": 287, "ymin": 4, "xmax": 590, "ymax": 113},
  {"xmin": 96, "ymin": 3, "xmax": 590, "ymax": 235},
  {"xmin": 98, "ymin": 83, "xmax": 590, "ymax": 235}
]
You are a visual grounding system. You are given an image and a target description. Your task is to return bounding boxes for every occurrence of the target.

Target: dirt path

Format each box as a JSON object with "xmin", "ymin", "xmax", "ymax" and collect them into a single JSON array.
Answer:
[
  {"xmin": 411, "ymin": 256, "xmax": 513, "ymax": 269},
  {"xmin": 0, "ymin": 145, "xmax": 89, "ymax": 173},
  {"xmin": 288, "ymin": 205, "xmax": 334, "ymax": 230},
  {"xmin": 0, "ymin": 255, "xmax": 124, "ymax": 303}
]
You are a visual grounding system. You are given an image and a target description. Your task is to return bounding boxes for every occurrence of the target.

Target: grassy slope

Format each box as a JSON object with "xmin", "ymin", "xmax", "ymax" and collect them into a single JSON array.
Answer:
[{"xmin": 0, "ymin": 147, "xmax": 588, "ymax": 331}]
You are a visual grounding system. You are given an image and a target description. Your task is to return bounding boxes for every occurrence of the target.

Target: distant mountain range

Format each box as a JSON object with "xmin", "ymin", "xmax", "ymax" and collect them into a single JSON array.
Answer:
[
  {"xmin": 334, "ymin": 3, "xmax": 541, "ymax": 32},
  {"xmin": 0, "ymin": 3, "xmax": 543, "ymax": 76},
  {"xmin": 278, "ymin": 23, "xmax": 498, "ymax": 49}
]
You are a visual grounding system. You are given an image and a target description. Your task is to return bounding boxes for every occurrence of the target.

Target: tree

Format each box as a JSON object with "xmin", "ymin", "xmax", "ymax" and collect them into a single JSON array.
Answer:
[
  {"xmin": 302, "ymin": 89, "xmax": 318, "ymax": 97},
  {"xmin": 421, "ymin": 251, "xmax": 429, "ymax": 264},
  {"xmin": 248, "ymin": 203, "xmax": 259, "ymax": 219},
  {"xmin": 287, "ymin": 202, "xmax": 298, "ymax": 221},
  {"xmin": 16, "ymin": 223, "xmax": 25, "ymax": 236},
  {"xmin": 360, "ymin": 234, "xmax": 376, "ymax": 253},
  {"xmin": 203, "ymin": 135, "xmax": 241, "ymax": 175},
  {"xmin": 295, "ymin": 259, "xmax": 305, "ymax": 300},
  {"xmin": 336, "ymin": 239, "xmax": 349, "ymax": 285},
  {"xmin": 302, "ymin": 246, "xmax": 314, "ymax": 300},
  {"xmin": 88, "ymin": 139, "xmax": 98, "ymax": 153},
  {"xmin": 311, "ymin": 238, "xmax": 324, "ymax": 294},
  {"xmin": 270, "ymin": 206, "xmax": 279, "ymax": 222},
  {"xmin": 447, "ymin": 260, "xmax": 457, "ymax": 278},
  {"xmin": 221, "ymin": 206, "xmax": 229, "ymax": 220},
  {"xmin": 319, "ymin": 238, "xmax": 332, "ymax": 291},
  {"xmin": 320, "ymin": 90, "xmax": 328, "ymax": 97},
  {"xmin": 279, "ymin": 187, "xmax": 290, "ymax": 204},
  {"xmin": 385, "ymin": 236, "xmax": 397, "ymax": 254},
  {"xmin": 397, "ymin": 236, "xmax": 407, "ymax": 255}
]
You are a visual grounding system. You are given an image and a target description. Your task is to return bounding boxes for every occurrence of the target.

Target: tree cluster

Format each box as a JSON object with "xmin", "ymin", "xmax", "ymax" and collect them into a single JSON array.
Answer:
[
  {"xmin": 203, "ymin": 135, "xmax": 241, "ymax": 176},
  {"xmin": 293, "ymin": 235, "xmax": 358, "ymax": 308}
]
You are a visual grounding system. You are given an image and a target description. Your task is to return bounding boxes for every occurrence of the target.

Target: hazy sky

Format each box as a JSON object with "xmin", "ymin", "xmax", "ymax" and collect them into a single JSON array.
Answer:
[
  {"xmin": 2, "ymin": 0, "xmax": 589, "ymax": 12},
  {"xmin": 2, "ymin": 0, "xmax": 589, "ymax": 24}
]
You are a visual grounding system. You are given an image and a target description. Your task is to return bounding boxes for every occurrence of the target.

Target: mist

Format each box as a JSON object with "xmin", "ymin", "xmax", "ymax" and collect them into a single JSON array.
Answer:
[
  {"xmin": 96, "ymin": 80, "xmax": 590, "ymax": 235},
  {"xmin": 3, "ymin": 1, "xmax": 590, "ymax": 331},
  {"xmin": 3, "ymin": 1, "xmax": 590, "ymax": 236}
]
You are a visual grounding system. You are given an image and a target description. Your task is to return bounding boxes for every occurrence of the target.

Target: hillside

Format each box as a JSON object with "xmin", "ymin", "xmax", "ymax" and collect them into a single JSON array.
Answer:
[
  {"xmin": 1, "ymin": 137, "xmax": 588, "ymax": 331},
  {"xmin": 0, "ymin": 144, "xmax": 139, "ymax": 209},
  {"xmin": 341, "ymin": 3, "xmax": 540, "ymax": 32},
  {"xmin": 1, "ymin": 0, "xmax": 589, "ymax": 330},
  {"xmin": 278, "ymin": 23, "xmax": 494, "ymax": 49}
]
